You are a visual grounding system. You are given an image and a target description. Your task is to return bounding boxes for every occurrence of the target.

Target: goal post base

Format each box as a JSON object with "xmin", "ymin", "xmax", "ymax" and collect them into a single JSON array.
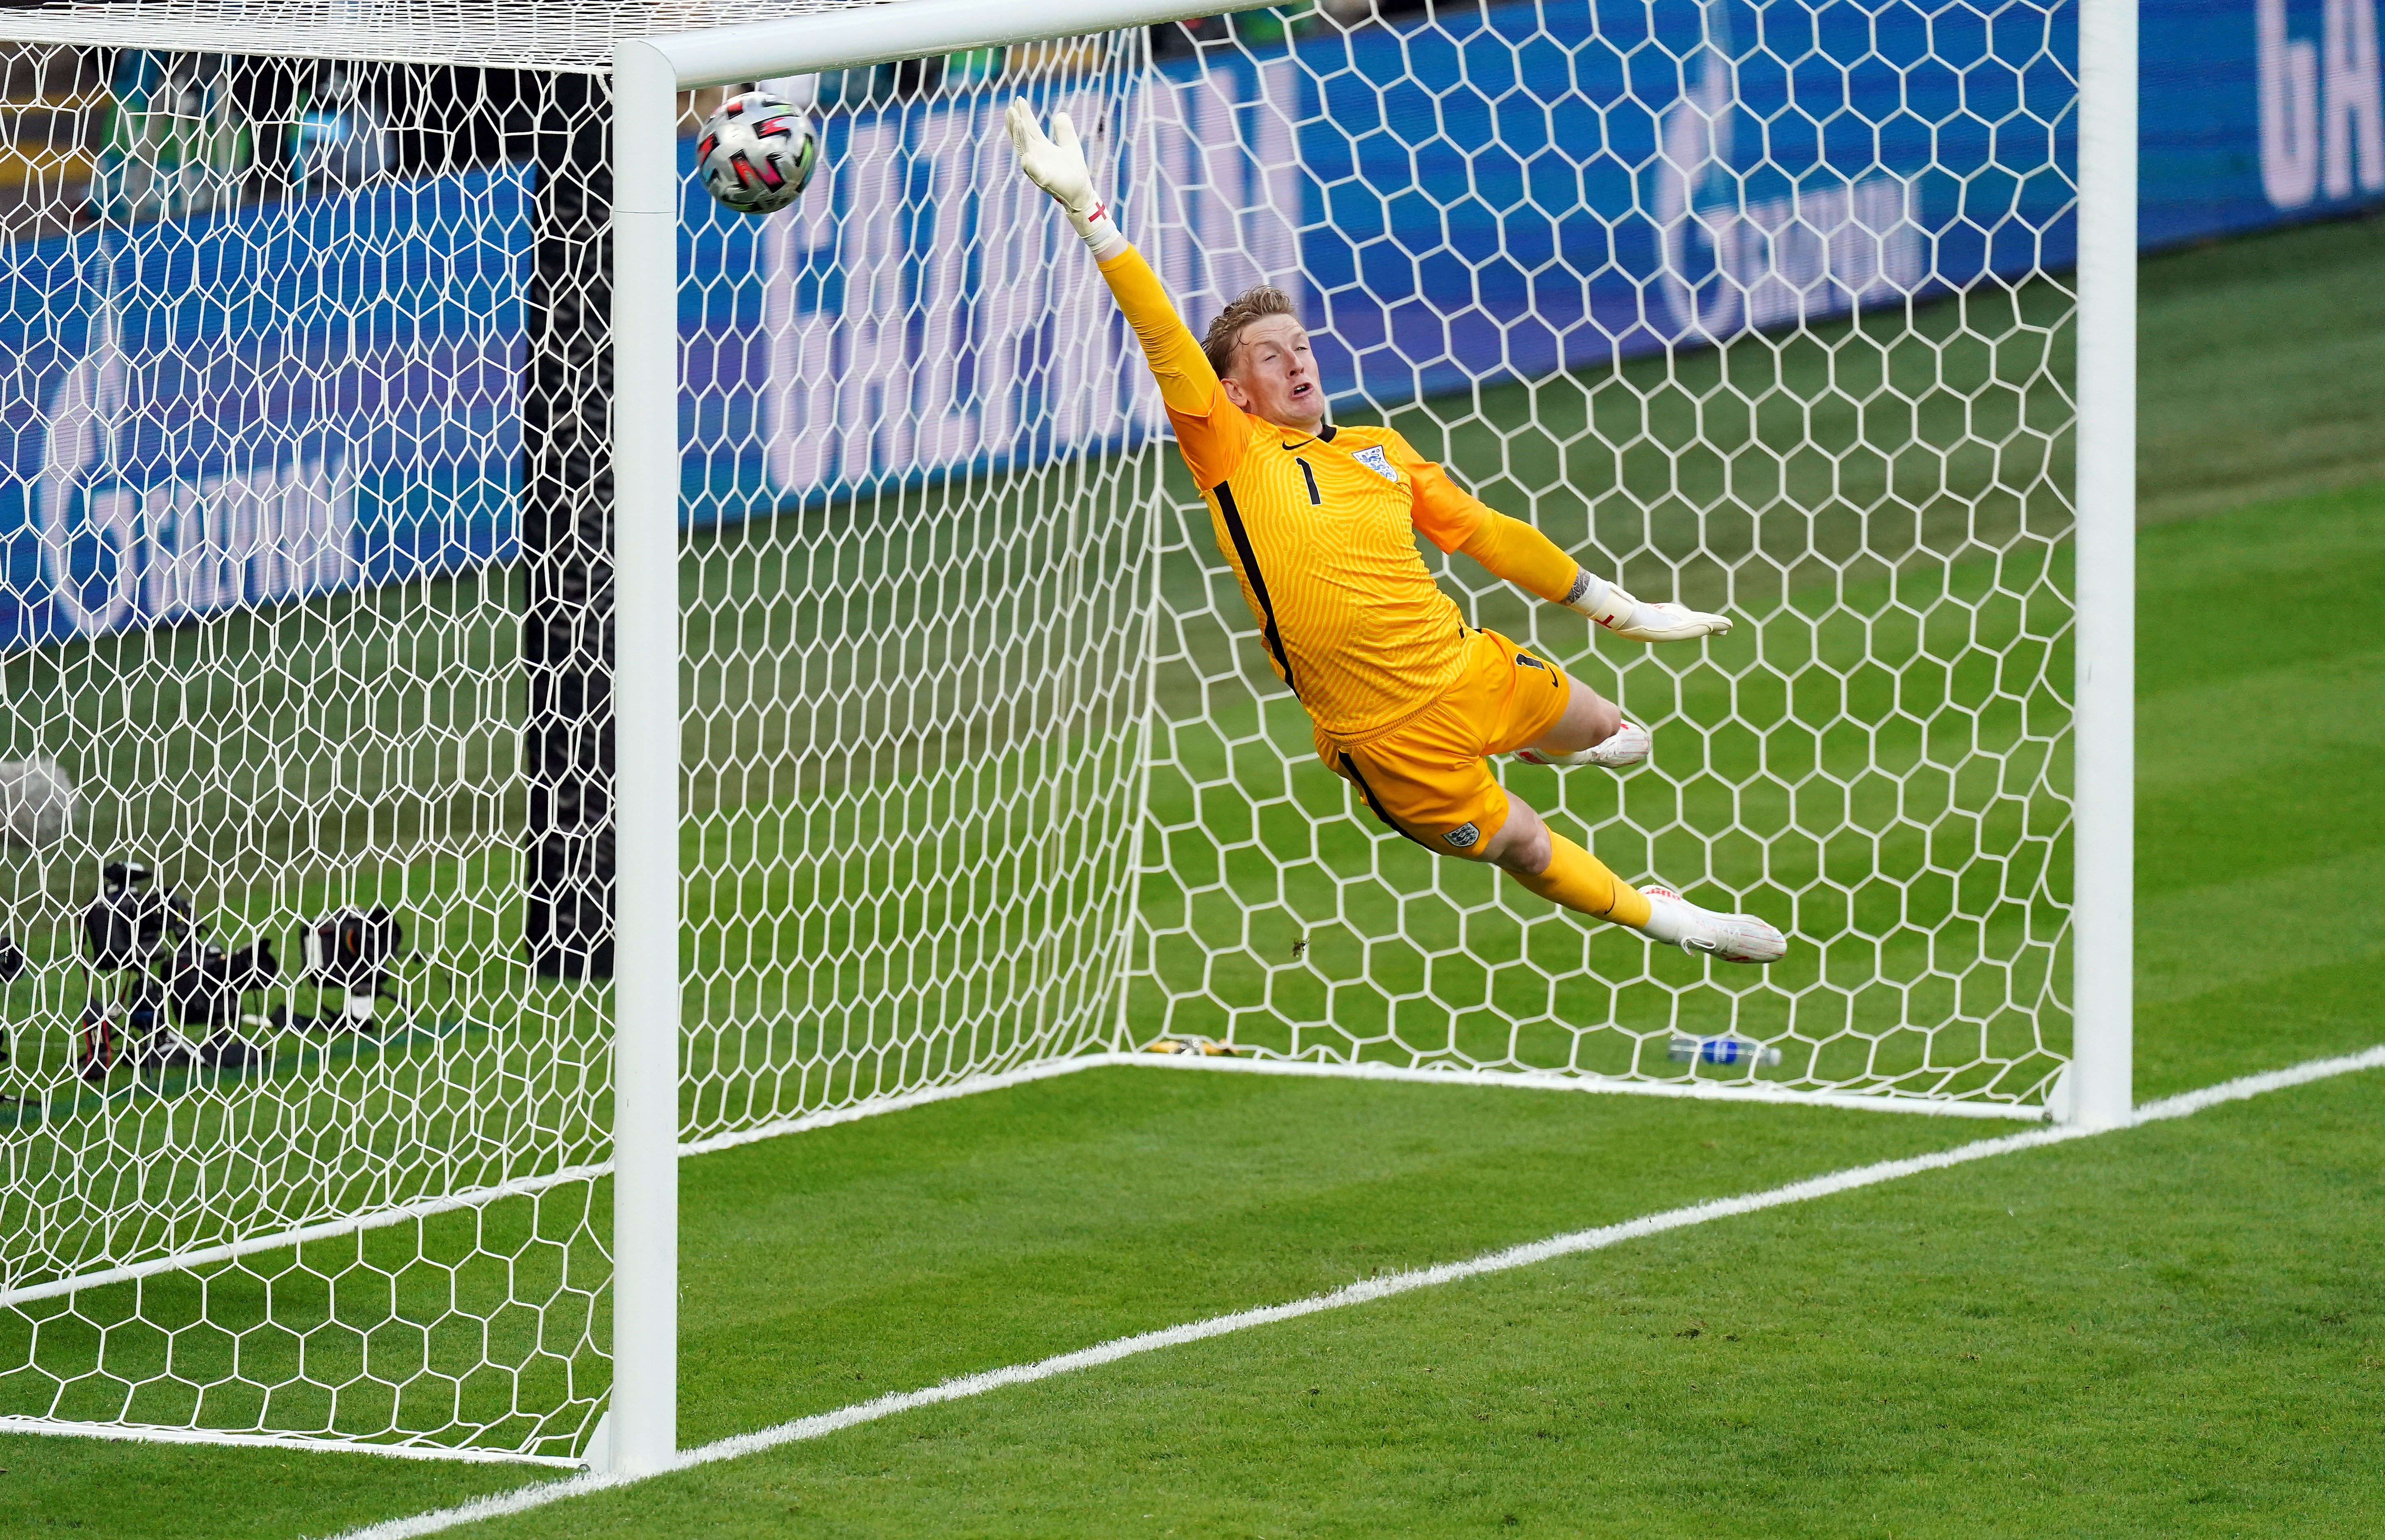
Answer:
[
  {"xmin": 1097, "ymin": 1052, "xmax": 2053, "ymax": 1122},
  {"xmin": 0, "ymin": 1416, "xmax": 583, "ymax": 1470}
]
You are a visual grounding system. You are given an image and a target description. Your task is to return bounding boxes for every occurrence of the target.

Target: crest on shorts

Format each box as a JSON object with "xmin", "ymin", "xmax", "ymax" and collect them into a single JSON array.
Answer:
[
  {"xmin": 1441, "ymin": 822, "xmax": 1481, "ymax": 849},
  {"xmin": 1351, "ymin": 445, "xmax": 1398, "ymax": 482}
]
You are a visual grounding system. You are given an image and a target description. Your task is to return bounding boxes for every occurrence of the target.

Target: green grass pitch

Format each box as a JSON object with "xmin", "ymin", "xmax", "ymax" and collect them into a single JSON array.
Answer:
[{"xmin": 0, "ymin": 213, "xmax": 2381, "ymax": 1533}]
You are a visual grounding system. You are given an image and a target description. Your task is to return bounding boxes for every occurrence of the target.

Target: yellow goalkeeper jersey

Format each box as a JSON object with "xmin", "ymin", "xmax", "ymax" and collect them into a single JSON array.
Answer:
[{"xmin": 1097, "ymin": 246, "xmax": 1497, "ymax": 743}]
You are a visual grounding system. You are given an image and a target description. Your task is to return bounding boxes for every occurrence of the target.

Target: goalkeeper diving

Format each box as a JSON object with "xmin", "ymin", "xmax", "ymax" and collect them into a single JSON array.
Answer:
[{"xmin": 1008, "ymin": 104, "xmax": 1785, "ymax": 964}]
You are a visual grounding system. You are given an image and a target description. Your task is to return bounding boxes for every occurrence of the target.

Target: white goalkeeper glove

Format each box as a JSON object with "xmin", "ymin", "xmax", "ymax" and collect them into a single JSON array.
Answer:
[
  {"xmin": 1638, "ymin": 885, "xmax": 1787, "ymax": 963},
  {"xmin": 1563, "ymin": 570, "xmax": 1732, "ymax": 644},
  {"xmin": 1005, "ymin": 100, "xmax": 1125, "ymax": 259}
]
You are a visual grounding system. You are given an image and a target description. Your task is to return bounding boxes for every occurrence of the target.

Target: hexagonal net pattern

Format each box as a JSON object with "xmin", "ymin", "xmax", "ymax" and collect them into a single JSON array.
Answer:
[
  {"xmin": 0, "ymin": 14, "xmax": 1169, "ymax": 1462},
  {"xmin": 1120, "ymin": 0, "xmax": 2074, "ymax": 1107},
  {"xmin": 674, "ymin": 39, "xmax": 1163, "ymax": 1155},
  {"xmin": 0, "ymin": 0, "xmax": 2077, "ymax": 1463},
  {"xmin": 0, "ymin": 39, "xmax": 625, "ymax": 1460}
]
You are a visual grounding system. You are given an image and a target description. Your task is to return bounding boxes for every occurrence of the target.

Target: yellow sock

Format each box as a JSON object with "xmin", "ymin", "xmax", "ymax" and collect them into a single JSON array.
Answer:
[{"xmin": 1506, "ymin": 832, "xmax": 1652, "ymax": 929}]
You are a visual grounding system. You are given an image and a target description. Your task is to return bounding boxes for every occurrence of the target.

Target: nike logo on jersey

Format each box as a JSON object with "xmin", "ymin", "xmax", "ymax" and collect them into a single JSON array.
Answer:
[{"xmin": 1351, "ymin": 445, "xmax": 1398, "ymax": 482}]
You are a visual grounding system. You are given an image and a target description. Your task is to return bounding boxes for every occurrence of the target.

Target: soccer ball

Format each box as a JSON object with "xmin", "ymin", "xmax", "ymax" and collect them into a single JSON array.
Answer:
[
  {"xmin": 694, "ymin": 91, "xmax": 818, "ymax": 215},
  {"xmin": 0, "ymin": 755, "xmax": 76, "ymax": 848}
]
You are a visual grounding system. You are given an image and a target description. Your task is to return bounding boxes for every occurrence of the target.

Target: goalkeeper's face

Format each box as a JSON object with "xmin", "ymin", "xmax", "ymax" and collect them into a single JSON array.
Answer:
[{"xmin": 1221, "ymin": 315, "xmax": 1325, "ymax": 431}]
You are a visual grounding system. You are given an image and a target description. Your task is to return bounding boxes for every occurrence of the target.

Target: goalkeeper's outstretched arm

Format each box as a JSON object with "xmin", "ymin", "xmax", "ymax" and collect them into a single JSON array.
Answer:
[
  {"xmin": 1398, "ymin": 442, "xmax": 1733, "ymax": 643},
  {"xmin": 1006, "ymin": 100, "xmax": 1248, "ymax": 488},
  {"xmin": 1450, "ymin": 511, "xmax": 1735, "ymax": 644}
]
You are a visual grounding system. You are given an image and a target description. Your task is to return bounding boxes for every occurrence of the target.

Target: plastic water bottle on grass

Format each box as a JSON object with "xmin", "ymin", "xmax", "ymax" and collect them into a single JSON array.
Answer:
[{"xmin": 1669, "ymin": 1036, "xmax": 1782, "ymax": 1067}]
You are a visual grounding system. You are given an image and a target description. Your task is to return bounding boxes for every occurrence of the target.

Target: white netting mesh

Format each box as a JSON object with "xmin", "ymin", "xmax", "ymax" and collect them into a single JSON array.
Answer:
[
  {"xmin": 0, "ymin": 38, "xmax": 623, "ymax": 1459},
  {"xmin": 678, "ymin": 42, "xmax": 1157, "ymax": 1143},
  {"xmin": 1125, "ymin": 2, "xmax": 2074, "ymax": 1102},
  {"xmin": 0, "ymin": 1, "xmax": 854, "ymax": 70},
  {"xmin": 0, "ymin": 0, "xmax": 2074, "ymax": 1459}
]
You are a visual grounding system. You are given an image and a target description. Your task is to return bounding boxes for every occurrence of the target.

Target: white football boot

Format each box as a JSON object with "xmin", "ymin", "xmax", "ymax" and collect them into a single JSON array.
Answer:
[
  {"xmin": 1637, "ymin": 885, "xmax": 1787, "ymax": 964},
  {"xmin": 1514, "ymin": 719, "xmax": 1651, "ymax": 770}
]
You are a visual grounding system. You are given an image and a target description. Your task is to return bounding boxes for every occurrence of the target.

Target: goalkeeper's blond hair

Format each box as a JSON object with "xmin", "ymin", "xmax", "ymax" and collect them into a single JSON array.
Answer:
[{"xmin": 1203, "ymin": 284, "xmax": 1298, "ymax": 378}]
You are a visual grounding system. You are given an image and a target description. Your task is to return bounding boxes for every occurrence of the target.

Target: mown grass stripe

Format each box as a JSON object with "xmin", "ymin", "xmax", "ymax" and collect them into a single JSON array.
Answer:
[{"xmin": 320, "ymin": 1044, "xmax": 2385, "ymax": 1540}]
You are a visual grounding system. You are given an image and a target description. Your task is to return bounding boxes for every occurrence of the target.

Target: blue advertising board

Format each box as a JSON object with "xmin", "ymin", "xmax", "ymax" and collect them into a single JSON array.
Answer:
[
  {"xmin": 0, "ymin": 167, "xmax": 527, "ymax": 649},
  {"xmin": 2, "ymin": 0, "xmax": 2379, "ymax": 648},
  {"xmin": 722, "ymin": 0, "xmax": 2074, "ymax": 515},
  {"xmin": 1276, "ymin": 0, "xmax": 2072, "ymax": 407},
  {"xmin": 2145, "ymin": 0, "xmax": 2385, "ymax": 246}
]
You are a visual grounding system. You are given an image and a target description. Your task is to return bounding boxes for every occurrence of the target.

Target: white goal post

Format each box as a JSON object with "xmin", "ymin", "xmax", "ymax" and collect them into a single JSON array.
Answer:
[
  {"xmin": 613, "ymin": 0, "xmax": 1295, "ymax": 1473},
  {"xmin": 0, "ymin": 0, "xmax": 2133, "ymax": 1471},
  {"xmin": 2069, "ymin": 0, "xmax": 2137, "ymax": 1134},
  {"xmin": 607, "ymin": 0, "xmax": 2136, "ymax": 1475}
]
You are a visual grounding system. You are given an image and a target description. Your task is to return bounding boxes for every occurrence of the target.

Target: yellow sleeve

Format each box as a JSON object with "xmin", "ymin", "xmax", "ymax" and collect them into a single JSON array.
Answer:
[
  {"xmin": 1379, "ymin": 431, "xmax": 1496, "ymax": 553},
  {"xmin": 1095, "ymin": 243, "xmax": 1251, "ymax": 489},
  {"xmin": 1455, "ymin": 513, "xmax": 1581, "ymax": 606},
  {"xmin": 1377, "ymin": 433, "xmax": 1575, "ymax": 597}
]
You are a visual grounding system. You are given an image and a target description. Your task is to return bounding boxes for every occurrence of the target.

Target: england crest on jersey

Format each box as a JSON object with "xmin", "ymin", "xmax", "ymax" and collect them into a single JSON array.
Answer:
[{"xmin": 1351, "ymin": 444, "xmax": 1398, "ymax": 482}]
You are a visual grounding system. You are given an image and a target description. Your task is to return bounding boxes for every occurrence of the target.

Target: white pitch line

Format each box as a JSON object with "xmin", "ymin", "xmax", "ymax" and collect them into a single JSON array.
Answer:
[
  {"xmin": 2128, "ymin": 1046, "xmax": 2384, "ymax": 1123},
  {"xmin": 320, "ymin": 1044, "xmax": 2385, "ymax": 1540}
]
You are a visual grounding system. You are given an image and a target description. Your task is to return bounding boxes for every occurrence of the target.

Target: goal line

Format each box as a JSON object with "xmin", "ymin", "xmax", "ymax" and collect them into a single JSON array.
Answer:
[{"xmin": 0, "ymin": 1045, "xmax": 2038, "ymax": 1318}]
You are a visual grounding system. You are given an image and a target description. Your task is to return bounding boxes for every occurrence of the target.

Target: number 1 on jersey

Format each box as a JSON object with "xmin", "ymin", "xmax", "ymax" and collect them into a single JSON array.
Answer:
[{"xmin": 1296, "ymin": 457, "xmax": 1321, "ymax": 505}]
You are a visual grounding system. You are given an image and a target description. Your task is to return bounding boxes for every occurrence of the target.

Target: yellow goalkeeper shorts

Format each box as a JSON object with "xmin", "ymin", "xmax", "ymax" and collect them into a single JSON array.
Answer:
[{"xmin": 1315, "ymin": 626, "xmax": 1571, "ymax": 852}]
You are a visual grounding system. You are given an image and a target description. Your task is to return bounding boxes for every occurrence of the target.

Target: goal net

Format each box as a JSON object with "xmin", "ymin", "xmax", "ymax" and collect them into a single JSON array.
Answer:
[
  {"xmin": 0, "ymin": 0, "xmax": 2078, "ymax": 1462},
  {"xmin": 1123, "ymin": 3, "xmax": 2074, "ymax": 1103}
]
